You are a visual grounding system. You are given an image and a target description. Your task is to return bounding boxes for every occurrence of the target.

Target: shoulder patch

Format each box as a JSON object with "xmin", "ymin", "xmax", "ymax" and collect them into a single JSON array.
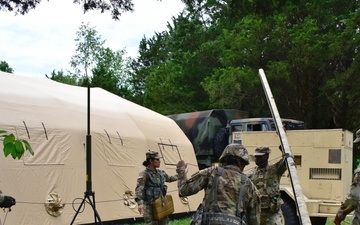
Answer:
[{"xmin": 137, "ymin": 171, "xmax": 147, "ymax": 180}]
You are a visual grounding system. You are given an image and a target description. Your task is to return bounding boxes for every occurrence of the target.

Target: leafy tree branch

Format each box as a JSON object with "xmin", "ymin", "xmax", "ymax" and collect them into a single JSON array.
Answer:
[
  {"xmin": 0, "ymin": 130, "xmax": 34, "ymax": 159},
  {"xmin": 0, "ymin": 0, "xmax": 135, "ymax": 20}
]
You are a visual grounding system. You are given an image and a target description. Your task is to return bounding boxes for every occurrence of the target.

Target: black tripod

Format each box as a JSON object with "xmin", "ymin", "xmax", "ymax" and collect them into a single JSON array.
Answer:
[{"xmin": 70, "ymin": 84, "xmax": 103, "ymax": 225}]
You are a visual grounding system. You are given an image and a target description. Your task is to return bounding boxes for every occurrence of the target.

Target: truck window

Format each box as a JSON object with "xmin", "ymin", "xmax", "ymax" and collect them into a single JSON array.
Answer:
[
  {"xmin": 262, "ymin": 123, "xmax": 269, "ymax": 131},
  {"xmin": 247, "ymin": 124, "xmax": 260, "ymax": 131},
  {"xmin": 248, "ymin": 123, "xmax": 267, "ymax": 131},
  {"xmin": 283, "ymin": 122, "xmax": 306, "ymax": 130},
  {"xmin": 270, "ymin": 122, "xmax": 276, "ymax": 130},
  {"xmin": 270, "ymin": 121, "xmax": 306, "ymax": 130},
  {"xmin": 229, "ymin": 118, "xmax": 306, "ymax": 133},
  {"xmin": 233, "ymin": 125, "xmax": 243, "ymax": 131}
]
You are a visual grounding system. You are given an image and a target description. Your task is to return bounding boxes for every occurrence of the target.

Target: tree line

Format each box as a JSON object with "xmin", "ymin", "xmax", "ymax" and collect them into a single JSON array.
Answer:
[{"xmin": 1, "ymin": 0, "xmax": 360, "ymax": 134}]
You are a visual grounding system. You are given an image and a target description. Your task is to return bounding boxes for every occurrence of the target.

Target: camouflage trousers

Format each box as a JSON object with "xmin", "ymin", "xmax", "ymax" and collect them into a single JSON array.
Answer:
[
  {"xmin": 260, "ymin": 210, "xmax": 282, "ymax": 225},
  {"xmin": 351, "ymin": 215, "xmax": 360, "ymax": 225},
  {"xmin": 143, "ymin": 203, "xmax": 170, "ymax": 225}
]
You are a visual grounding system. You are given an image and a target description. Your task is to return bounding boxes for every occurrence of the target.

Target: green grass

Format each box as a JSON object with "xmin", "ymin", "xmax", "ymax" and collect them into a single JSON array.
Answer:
[
  {"xmin": 133, "ymin": 217, "xmax": 191, "ymax": 225},
  {"xmin": 326, "ymin": 217, "xmax": 351, "ymax": 225},
  {"xmin": 133, "ymin": 216, "xmax": 350, "ymax": 225}
]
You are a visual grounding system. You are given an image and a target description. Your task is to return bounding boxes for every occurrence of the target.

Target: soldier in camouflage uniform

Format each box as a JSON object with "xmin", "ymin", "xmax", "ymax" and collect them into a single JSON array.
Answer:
[
  {"xmin": 334, "ymin": 128, "xmax": 360, "ymax": 225},
  {"xmin": 176, "ymin": 143, "xmax": 260, "ymax": 225},
  {"xmin": 135, "ymin": 150, "xmax": 178, "ymax": 225},
  {"xmin": 248, "ymin": 146, "xmax": 287, "ymax": 225}
]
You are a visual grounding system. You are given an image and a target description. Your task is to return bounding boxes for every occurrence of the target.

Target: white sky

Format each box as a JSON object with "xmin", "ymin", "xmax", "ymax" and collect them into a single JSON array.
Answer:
[{"xmin": 0, "ymin": 0, "xmax": 185, "ymax": 78}]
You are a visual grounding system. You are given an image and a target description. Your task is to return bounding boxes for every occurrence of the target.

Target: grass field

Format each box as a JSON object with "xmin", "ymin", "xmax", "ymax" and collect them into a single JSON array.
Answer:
[
  {"xmin": 326, "ymin": 217, "xmax": 351, "ymax": 225},
  {"xmin": 133, "ymin": 217, "xmax": 191, "ymax": 225},
  {"xmin": 132, "ymin": 216, "xmax": 351, "ymax": 225}
]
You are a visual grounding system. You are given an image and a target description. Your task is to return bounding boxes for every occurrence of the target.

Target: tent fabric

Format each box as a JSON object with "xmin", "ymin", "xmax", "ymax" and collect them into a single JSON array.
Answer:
[{"xmin": 0, "ymin": 71, "xmax": 202, "ymax": 224}]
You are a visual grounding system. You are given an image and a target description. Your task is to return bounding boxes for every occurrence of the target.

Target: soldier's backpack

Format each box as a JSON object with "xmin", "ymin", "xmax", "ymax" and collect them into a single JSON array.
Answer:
[{"xmin": 200, "ymin": 166, "xmax": 248, "ymax": 225}]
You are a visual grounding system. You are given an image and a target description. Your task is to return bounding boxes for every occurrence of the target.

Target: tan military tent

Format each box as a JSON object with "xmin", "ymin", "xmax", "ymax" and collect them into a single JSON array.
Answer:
[{"xmin": 0, "ymin": 71, "xmax": 202, "ymax": 224}]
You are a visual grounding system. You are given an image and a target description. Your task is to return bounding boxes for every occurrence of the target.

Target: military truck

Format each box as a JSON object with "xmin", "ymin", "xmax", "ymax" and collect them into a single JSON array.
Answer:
[
  {"xmin": 229, "ymin": 122, "xmax": 353, "ymax": 224},
  {"xmin": 168, "ymin": 113, "xmax": 306, "ymax": 169},
  {"xmin": 168, "ymin": 109, "xmax": 248, "ymax": 169},
  {"xmin": 170, "ymin": 113, "xmax": 353, "ymax": 224}
]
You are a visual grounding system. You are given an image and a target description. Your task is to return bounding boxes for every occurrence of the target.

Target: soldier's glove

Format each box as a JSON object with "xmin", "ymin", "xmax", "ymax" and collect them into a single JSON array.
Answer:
[
  {"xmin": 334, "ymin": 215, "xmax": 341, "ymax": 225},
  {"xmin": 176, "ymin": 160, "xmax": 188, "ymax": 177},
  {"xmin": 0, "ymin": 196, "xmax": 16, "ymax": 208},
  {"xmin": 176, "ymin": 160, "xmax": 187, "ymax": 171},
  {"xmin": 177, "ymin": 160, "xmax": 186, "ymax": 168}
]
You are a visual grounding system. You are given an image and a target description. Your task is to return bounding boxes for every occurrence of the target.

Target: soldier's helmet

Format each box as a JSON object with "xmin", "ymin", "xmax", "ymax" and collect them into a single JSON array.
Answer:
[
  {"xmin": 146, "ymin": 150, "xmax": 161, "ymax": 160},
  {"xmin": 354, "ymin": 129, "xmax": 360, "ymax": 144},
  {"xmin": 219, "ymin": 144, "xmax": 249, "ymax": 165}
]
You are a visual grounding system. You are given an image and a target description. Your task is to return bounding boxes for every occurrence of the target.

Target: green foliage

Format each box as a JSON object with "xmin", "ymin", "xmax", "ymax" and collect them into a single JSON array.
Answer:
[
  {"xmin": 49, "ymin": 23, "xmax": 132, "ymax": 98},
  {"xmin": 354, "ymin": 144, "xmax": 360, "ymax": 173},
  {"xmin": 92, "ymin": 47, "xmax": 132, "ymax": 97},
  {"xmin": 202, "ymin": 67, "xmax": 260, "ymax": 110},
  {"xmin": 0, "ymin": 61, "xmax": 14, "ymax": 73},
  {"xmin": 0, "ymin": 0, "xmax": 134, "ymax": 20},
  {"xmin": 134, "ymin": 14, "xmax": 223, "ymax": 114},
  {"xmin": 47, "ymin": 69, "xmax": 78, "ymax": 85},
  {"xmin": 0, "ymin": 130, "xmax": 34, "ymax": 160},
  {"xmin": 130, "ymin": 0, "xmax": 360, "ymax": 133},
  {"xmin": 70, "ymin": 22, "xmax": 106, "ymax": 79}
]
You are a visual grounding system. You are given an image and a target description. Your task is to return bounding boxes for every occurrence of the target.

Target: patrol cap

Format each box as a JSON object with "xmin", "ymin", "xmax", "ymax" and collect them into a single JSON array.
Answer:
[
  {"xmin": 354, "ymin": 129, "xmax": 360, "ymax": 144},
  {"xmin": 146, "ymin": 150, "xmax": 161, "ymax": 160},
  {"xmin": 253, "ymin": 146, "xmax": 271, "ymax": 156}
]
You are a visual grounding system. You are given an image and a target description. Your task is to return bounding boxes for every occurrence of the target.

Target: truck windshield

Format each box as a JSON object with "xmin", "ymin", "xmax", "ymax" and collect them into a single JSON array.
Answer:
[
  {"xmin": 270, "ymin": 121, "xmax": 306, "ymax": 130},
  {"xmin": 231, "ymin": 118, "xmax": 306, "ymax": 132}
]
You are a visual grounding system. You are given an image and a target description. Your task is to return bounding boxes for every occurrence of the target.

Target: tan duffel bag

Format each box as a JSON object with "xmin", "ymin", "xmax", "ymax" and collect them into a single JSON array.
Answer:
[{"xmin": 152, "ymin": 194, "xmax": 174, "ymax": 221}]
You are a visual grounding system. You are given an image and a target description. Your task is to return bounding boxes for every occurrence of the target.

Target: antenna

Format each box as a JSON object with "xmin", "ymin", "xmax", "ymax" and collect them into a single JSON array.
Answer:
[{"xmin": 70, "ymin": 82, "xmax": 102, "ymax": 224}]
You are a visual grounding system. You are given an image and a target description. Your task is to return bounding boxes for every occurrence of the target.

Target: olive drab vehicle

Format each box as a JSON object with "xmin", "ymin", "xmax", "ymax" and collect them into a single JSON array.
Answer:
[{"xmin": 168, "ymin": 109, "xmax": 248, "ymax": 169}]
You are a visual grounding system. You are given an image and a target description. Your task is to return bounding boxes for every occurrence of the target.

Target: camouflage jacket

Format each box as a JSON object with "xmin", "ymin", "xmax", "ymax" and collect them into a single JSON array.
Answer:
[
  {"xmin": 336, "ymin": 171, "xmax": 360, "ymax": 222},
  {"xmin": 248, "ymin": 156, "xmax": 287, "ymax": 198},
  {"xmin": 135, "ymin": 167, "xmax": 178, "ymax": 205},
  {"xmin": 178, "ymin": 165, "xmax": 261, "ymax": 225}
]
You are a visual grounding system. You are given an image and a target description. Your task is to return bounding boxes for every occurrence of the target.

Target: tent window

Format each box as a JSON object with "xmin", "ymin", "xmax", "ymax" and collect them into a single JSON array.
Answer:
[
  {"xmin": 158, "ymin": 142, "xmax": 181, "ymax": 166},
  {"xmin": 19, "ymin": 126, "xmax": 70, "ymax": 165},
  {"xmin": 102, "ymin": 131, "xmax": 135, "ymax": 167}
]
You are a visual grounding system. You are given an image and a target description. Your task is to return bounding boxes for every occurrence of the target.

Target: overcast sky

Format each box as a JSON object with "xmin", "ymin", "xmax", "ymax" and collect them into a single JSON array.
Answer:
[{"xmin": 0, "ymin": 0, "xmax": 185, "ymax": 78}]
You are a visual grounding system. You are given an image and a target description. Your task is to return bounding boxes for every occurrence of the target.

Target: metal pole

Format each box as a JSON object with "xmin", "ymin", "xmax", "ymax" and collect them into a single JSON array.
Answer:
[
  {"xmin": 258, "ymin": 68, "xmax": 311, "ymax": 225},
  {"xmin": 70, "ymin": 82, "xmax": 102, "ymax": 224},
  {"xmin": 86, "ymin": 82, "xmax": 92, "ymax": 192}
]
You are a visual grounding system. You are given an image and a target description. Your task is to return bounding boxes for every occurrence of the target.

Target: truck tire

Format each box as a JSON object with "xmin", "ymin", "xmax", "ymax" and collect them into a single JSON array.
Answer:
[
  {"xmin": 281, "ymin": 193, "xmax": 300, "ymax": 225},
  {"xmin": 213, "ymin": 128, "xmax": 228, "ymax": 159}
]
